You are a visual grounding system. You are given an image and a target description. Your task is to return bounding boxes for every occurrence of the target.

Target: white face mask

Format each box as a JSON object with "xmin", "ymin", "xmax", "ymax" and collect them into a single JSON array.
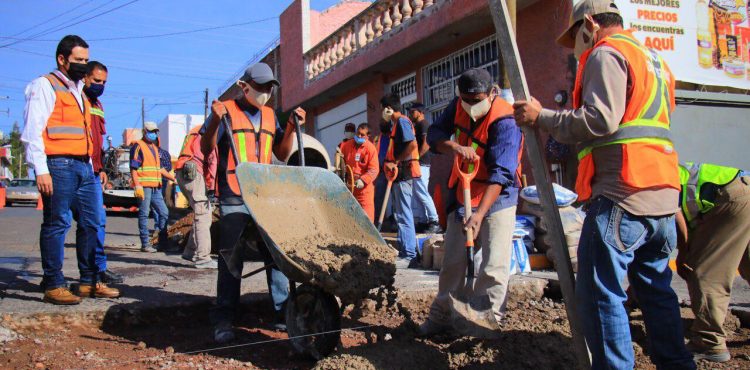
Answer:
[
  {"xmin": 345, "ymin": 132, "xmax": 354, "ymax": 140},
  {"xmin": 573, "ymin": 21, "xmax": 600, "ymax": 60},
  {"xmin": 238, "ymin": 81, "xmax": 271, "ymax": 108},
  {"xmin": 382, "ymin": 107, "xmax": 394, "ymax": 122},
  {"xmin": 461, "ymin": 98, "xmax": 492, "ymax": 122}
]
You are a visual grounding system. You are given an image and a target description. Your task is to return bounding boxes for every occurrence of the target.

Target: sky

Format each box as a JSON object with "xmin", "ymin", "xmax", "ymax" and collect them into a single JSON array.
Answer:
[{"xmin": 0, "ymin": 0, "xmax": 344, "ymax": 146}]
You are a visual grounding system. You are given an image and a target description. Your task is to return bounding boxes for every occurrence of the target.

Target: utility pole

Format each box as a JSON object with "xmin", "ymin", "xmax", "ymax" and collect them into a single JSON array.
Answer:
[
  {"xmin": 141, "ymin": 98, "xmax": 145, "ymax": 127},
  {"xmin": 204, "ymin": 88, "xmax": 209, "ymax": 120}
]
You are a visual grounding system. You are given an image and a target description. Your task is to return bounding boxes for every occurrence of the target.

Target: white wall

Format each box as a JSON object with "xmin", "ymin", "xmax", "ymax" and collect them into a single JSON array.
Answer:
[
  {"xmin": 315, "ymin": 94, "xmax": 367, "ymax": 162},
  {"xmin": 672, "ymin": 104, "xmax": 750, "ymax": 170},
  {"xmin": 158, "ymin": 114, "xmax": 205, "ymax": 159}
]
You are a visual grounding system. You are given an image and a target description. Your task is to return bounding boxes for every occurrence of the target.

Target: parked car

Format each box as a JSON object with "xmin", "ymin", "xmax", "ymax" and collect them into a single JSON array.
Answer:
[{"xmin": 5, "ymin": 179, "xmax": 39, "ymax": 206}]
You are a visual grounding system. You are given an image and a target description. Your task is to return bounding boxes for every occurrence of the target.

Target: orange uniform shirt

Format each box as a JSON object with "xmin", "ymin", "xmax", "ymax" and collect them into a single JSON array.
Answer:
[{"xmin": 340, "ymin": 139, "xmax": 379, "ymax": 221}]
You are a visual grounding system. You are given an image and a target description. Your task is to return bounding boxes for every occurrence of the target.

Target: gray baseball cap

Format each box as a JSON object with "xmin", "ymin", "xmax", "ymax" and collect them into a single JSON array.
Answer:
[
  {"xmin": 240, "ymin": 63, "xmax": 280, "ymax": 86},
  {"xmin": 557, "ymin": 0, "xmax": 620, "ymax": 48},
  {"xmin": 143, "ymin": 121, "xmax": 159, "ymax": 132}
]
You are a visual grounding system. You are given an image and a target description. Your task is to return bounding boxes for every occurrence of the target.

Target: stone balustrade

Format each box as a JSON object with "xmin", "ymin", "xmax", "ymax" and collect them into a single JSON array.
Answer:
[{"xmin": 305, "ymin": 0, "xmax": 438, "ymax": 81}]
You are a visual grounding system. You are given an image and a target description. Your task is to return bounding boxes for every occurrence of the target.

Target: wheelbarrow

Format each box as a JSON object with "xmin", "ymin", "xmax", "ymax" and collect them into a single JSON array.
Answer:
[{"xmin": 224, "ymin": 115, "xmax": 390, "ymax": 359}]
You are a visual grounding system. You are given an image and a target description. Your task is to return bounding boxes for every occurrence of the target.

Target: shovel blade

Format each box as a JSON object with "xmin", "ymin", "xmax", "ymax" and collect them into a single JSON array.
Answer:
[{"xmin": 448, "ymin": 292, "xmax": 501, "ymax": 339}]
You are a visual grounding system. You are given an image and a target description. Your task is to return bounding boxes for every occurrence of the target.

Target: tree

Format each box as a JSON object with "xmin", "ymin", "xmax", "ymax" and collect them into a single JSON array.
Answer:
[{"xmin": 9, "ymin": 122, "xmax": 27, "ymax": 178}]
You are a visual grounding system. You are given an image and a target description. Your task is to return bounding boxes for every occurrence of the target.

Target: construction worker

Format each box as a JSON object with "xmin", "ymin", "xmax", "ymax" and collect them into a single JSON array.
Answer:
[
  {"xmin": 408, "ymin": 103, "xmax": 442, "ymax": 234},
  {"xmin": 338, "ymin": 122, "xmax": 356, "ymax": 149},
  {"xmin": 419, "ymin": 68, "xmax": 522, "ymax": 335},
  {"xmin": 175, "ymin": 126, "xmax": 218, "ymax": 269},
  {"xmin": 71, "ymin": 60, "xmax": 123, "ymax": 284},
  {"xmin": 21, "ymin": 35, "xmax": 119, "ymax": 304},
  {"xmin": 381, "ymin": 92, "xmax": 420, "ymax": 269},
  {"xmin": 512, "ymin": 1, "xmax": 695, "ymax": 368},
  {"xmin": 676, "ymin": 162, "xmax": 750, "ymax": 363},
  {"xmin": 130, "ymin": 122, "xmax": 175, "ymax": 253},
  {"xmin": 374, "ymin": 119, "xmax": 394, "ymax": 230},
  {"xmin": 200, "ymin": 63, "xmax": 305, "ymax": 343},
  {"xmin": 340, "ymin": 123, "xmax": 379, "ymax": 221},
  {"xmin": 335, "ymin": 123, "xmax": 357, "ymax": 181}
]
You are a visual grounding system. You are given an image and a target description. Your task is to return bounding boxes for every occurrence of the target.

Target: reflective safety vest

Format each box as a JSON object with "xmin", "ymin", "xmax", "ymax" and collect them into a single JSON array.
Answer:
[
  {"xmin": 42, "ymin": 73, "xmax": 93, "ymax": 157},
  {"xmin": 574, "ymin": 30, "xmax": 679, "ymax": 202},
  {"xmin": 222, "ymin": 100, "xmax": 276, "ymax": 196},
  {"xmin": 176, "ymin": 126, "xmax": 202, "ymax": 170},
  {"xmin": 385, "ymin": 116, "xmax": 421, "ymax": 178},
  {"xmin": 134, "ymin": 140, "xmax": 162, "ymax": 187},
  {"xmin": 679, "ymin": 162, "xmax": 740, "ymax": 227},
  {"xmin": 448, "ymin": 97, "xmax": 522, "ymax": 208}
]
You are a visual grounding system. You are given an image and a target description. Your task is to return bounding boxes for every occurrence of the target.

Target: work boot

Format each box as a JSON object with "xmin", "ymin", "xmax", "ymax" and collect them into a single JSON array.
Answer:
[
  {"xmin": 273, "ymin": 311, "xmax": 287, "ymax": 332},
  {"xmin": 141, "ymin": 245, "xmax": 157, "ymax": 253},
  {"xmin": 76, "ymin": 282, "xmax": 121, "ymax": 298},
  {"xmin": 395, "ymin": 257, "xmax": 413, "ymax": 269},
  {"xmin": 214, "ymin": 322, "xmax": 235, "ymax": 344},
  {"xmin": 99, "ymin": 269, "xmax": 124, "ymax": 284},
  {"xmin": 687, "ymin": 341, "xmax": 731, "ymax": 363},
  {"xmin": 416, "ymin": 320, "xmax": 449, "ymax": 337},
  {"xmin": 424, "ymin": 221, "xmax": 443, "ymax": 234},
  {"xmin": 43, "ymin": 287, "xmax": 82, "ymax": 305}
]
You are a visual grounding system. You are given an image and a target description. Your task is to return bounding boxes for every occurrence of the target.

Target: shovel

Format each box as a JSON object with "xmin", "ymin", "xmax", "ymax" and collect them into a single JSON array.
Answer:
[
  {"xmin": 375, "ymin": 164, "xmax": 398, "ymax": 231},
  {"xmin": 448, "ymin": 155, "xmax": 500, "ymax": 339}
]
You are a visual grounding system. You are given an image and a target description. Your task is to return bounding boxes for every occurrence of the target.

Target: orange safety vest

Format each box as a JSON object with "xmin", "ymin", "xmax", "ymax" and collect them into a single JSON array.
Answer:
[
  {"xmin": 385, "ymin": 116, "xmax": 421, "ymax": 178},
  {"xmin": 42, "ymin": 73, "xmax": 93, "ymax": 157},
  {"xmin": 573, "ymin": 30, "xmax": 679, "ymax": 202},
  {"xmin": 448, "ymin": 97, "xmax": 522, "ymax": 208},
  {"xmin": 175, "ymin": 126, "xmax": 201, "ymax": 170},
  {"xmin": 134, "ymin": 140, "xmax": 162, "ymax": 187},
  {"xmin": 223, "ymin": 100, "xmax": 276, "ymax": 196}
]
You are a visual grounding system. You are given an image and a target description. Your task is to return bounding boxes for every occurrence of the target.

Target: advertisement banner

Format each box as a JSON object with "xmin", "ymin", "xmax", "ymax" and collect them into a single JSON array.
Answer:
[{"xmin": 611, "ymin": 0, "xmax": 750, "ymax": 89}]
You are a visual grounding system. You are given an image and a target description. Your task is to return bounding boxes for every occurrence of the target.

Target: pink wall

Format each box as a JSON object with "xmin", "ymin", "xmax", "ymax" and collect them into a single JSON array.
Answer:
[{"xmin": 309, "ymin": 1, "xmax": 371, "ymax": 48}]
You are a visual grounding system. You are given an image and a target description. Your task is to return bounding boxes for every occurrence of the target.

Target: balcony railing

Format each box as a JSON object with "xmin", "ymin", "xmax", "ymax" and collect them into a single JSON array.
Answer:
[{"xmin": 304, "ymin": 0, "xmax": 440, "ymax": 82}]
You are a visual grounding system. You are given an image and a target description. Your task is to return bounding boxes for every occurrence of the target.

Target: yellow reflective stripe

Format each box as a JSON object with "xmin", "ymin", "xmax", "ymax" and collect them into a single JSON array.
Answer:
[
  {"xmin": 90, "ymin": 108, "xmax": 105, "ymax": 117},
  {"xmin": 577, "ymin": 137, "xmax": 673, "ymax": 160},
  {"xmin": 139, "ymin": 167, "xmax": 160, "ymax": 171},
  {"xmin": 264, "ymin": 137, "xmax": 272, "ymax": 162},
  {"xmin": 619, "ymin": 119, "xmax": 669, "ymax": 129},
  {"xmin": 468, "ymin": 142, "xmax": 479, "ymax": 173},
  {"xmin": 236, "ymin": 132, "xmax": 248, "ymax": 162}
]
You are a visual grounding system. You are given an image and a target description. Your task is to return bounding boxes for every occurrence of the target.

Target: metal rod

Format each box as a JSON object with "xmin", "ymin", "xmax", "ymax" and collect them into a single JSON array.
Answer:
[
  {"xmin": 488, "ymin": 0, "xmax": 590, "ymax": 368},
  {"xmin": 293, "ymin": 113, "xmax": 305, "ymax": 167},
  {"xmin": 241, "ymin": 263, "xmax": 276, "ymax": 279}
]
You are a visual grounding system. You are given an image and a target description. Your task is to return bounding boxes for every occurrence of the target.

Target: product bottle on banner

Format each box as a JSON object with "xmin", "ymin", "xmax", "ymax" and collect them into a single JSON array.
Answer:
[{"xmin": 697, "ymin": 0, "xmax": 714, "ymax": 68}]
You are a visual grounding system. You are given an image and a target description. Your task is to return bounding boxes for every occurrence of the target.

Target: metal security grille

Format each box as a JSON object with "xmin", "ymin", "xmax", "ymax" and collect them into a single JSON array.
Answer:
[
  {"xmin": 389, "ymin": 73, "xmax": 417, "ymax": 103},
  {"xmin": 422, "ymin": 36, "xmax": 500, "ymax": 122}
]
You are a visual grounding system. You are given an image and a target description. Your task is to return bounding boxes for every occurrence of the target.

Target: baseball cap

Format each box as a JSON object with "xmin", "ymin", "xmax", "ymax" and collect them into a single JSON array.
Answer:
[
  {"xmin": 457, "ymin": 68, "xmax": 493, "ymax": 95},
  {"xmin": 556, "ymin": 0, "xmax": 620, "ymax": 48},
  {"xmin": 143, "ymin": 121, "xmax": 159, "ymax": 132},
  {"xmin": 240, "ymin": 63, "xmax": 280, "ymax": 86}
]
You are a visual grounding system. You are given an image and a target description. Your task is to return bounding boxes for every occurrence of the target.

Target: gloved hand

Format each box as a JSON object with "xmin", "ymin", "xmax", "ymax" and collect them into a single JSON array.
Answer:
[
  {"xmin": 134, "ymin": 185, "xmax": 145, "ymax": 200},
  {"xmin": 355, "ymin": 179, "xmax": 365, "ymax": 190},
  {"xmin": 183, "ymin": 161, "xmax": 197, "ymax": 181}
]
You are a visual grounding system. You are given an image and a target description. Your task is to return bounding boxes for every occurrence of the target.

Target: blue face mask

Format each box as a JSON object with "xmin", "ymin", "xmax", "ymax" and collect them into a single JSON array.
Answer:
[
  {"xmin": 145, "ymin": 132, "xmax": 158, "ymax": 142},
  {"xmin": 84, "ymin": 83, "xmax": 105, "ymax": 99},
  {"xmin": 354, "ymin": 136, "xmax": 366, "ymax": 145}
]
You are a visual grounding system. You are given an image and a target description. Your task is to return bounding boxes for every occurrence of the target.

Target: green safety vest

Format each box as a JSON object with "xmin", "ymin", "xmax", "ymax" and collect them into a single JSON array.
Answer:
[{"xmin": 679, "ymin": 162, "xmax": 741, "ymax": 227}]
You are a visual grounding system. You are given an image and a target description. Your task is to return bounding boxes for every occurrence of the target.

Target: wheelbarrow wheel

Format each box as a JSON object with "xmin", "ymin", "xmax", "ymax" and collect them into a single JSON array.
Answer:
[{"xmin": 286, "ymin": 284, "xmax": 341, "ymax": 360}]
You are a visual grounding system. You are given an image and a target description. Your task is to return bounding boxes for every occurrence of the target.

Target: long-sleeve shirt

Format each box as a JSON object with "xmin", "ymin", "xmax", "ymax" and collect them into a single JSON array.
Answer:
[
  {"xmin": 340, "ymin": 139, "xmax": 379, "ymax": 186},
  {"xmin": 536, "ymin": 46, "xmax": 678, "ymax": 216},
  {"xmin": 428, "ymin": 97, "xmax": 522, "ymax": 217},
  {"xmin": 21, "ymin": 70, "xmax": 86, "ymax": 176},
  {"xmin": 89, "ymin": 99, "xmax": 106, "ymax": 173}
]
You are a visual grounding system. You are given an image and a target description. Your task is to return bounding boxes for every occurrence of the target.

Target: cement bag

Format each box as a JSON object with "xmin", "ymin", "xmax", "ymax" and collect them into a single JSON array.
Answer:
[
  {"xmin": 520, "ymin": 183, "xmax": 578, "ymax": 207},
  {"xmin": 522, "ymin": 203, "xmax": 584, "ymax": 236},
  {"xmin": 510, "ymin": 238, "xmax": 532, "ymax": 275},
  {"xmin": 514, "ymin": 214, "xmax": 537, "ymax": 254}
]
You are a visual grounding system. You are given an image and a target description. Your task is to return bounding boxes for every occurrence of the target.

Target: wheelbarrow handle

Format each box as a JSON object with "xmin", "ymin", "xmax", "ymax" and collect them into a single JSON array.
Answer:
[{"xmin": 292, "ymin": 112, "xmax": 305, "ymax": 167}]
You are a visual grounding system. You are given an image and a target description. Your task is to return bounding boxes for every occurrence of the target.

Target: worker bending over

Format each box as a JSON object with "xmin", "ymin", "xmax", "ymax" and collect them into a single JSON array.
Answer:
[
  {"xmin": 676, "ymin": 162, "xmax": 750, "ymax": 363},
  {"xmin": 200, "ymin": 63, "xmax": 305, "ymax": 343},
  {"xmin": 419, "ymin": 68, "xmax": 522, "ymax": 335},
  {"xmin": 513, "ymin": 1, "xmax": 694, "ymax": 368},
  {"xmin": 340, "ymin": 123, "xmax": 379, "ymax": 221}
]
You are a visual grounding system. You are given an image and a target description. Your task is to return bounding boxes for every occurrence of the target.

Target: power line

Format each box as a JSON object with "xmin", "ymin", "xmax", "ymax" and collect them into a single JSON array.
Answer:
[
  {"xmin": 7, "ymin": 1, "xmax": 94, "ymax": 37},
  {"xmin": 0, "ymin": 0, "xmax": 139, "ymax": 48}
]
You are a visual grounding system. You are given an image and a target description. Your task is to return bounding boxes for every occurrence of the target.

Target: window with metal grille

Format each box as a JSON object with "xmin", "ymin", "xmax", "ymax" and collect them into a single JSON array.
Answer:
[
  {"xmin": 422, "ymin": 36, "xmax": 500, "ymax": 123},
  {"xmin": 387, "ymin": 73, "xmax": 417, "ymax": 114}
]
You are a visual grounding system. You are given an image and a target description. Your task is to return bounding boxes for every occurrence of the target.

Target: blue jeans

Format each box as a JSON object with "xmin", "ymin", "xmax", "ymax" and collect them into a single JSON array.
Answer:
[
  {"xmin": 411, "ymin": 165, "xmax": 438, "ymax": 224},
  {"xmin": 137, "ymin": 187, "xmax": 168, "ymax": 248},
  {"xmin": 40, "ymin": 157, "xmax": 99, "ymax": 289},
  {"xmin": 393, "ymin": 179, "xmax": 417, "ymax": 259},
  {"xmin": 72, "ymin": 175, "xmax": 107, "ymax": 272},
  {"xmin": 576, "ymin": 197, "xmax": 695, "ymax": 370},
  {"xmin": 211, "ymin": 209, "xmax": 289, "ymax": 326}
]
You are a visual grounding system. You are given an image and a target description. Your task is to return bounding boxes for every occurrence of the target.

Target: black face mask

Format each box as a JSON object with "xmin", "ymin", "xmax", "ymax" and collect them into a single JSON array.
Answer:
[
  {"xmin": 67, "ymin": 62, "xmax": 87, "ymax": 81},
  {"xmin": 84, "ymin": 83, "xmax": 105, "ymax": 99}
]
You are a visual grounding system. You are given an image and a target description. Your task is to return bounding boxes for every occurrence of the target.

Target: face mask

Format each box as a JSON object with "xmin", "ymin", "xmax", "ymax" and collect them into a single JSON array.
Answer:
[
  {"xmin": 84, "ymin": 83, "xmax": 105, "ymax": 99},
  {"xmin": 461, "ymin": 98, "xmax": 492, "ymax": 122},
  {"xmin": 345, "ymin": 132, "xmax": 355, "ymax": 140},
  {"xmin": 382, "ymin": 107, "xmax": 394, "ymax": 122},
  {"xmin": 67, "ymin": 62, "xmax": 87, "ymax": 81},
  {"xmin": 573, "ymin": 21, "xmax": 600, "ymax": 60},
  {"xmin": 239, "ymin": 81, "xmax": 270, "ymax": 108},
  {"xmin": 145, "ymin": 132, "xmax": 158, "ymax": 142},
  {"xmin": 354, "ymin": 136, "xmax": 366, "ymax": 145}
]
